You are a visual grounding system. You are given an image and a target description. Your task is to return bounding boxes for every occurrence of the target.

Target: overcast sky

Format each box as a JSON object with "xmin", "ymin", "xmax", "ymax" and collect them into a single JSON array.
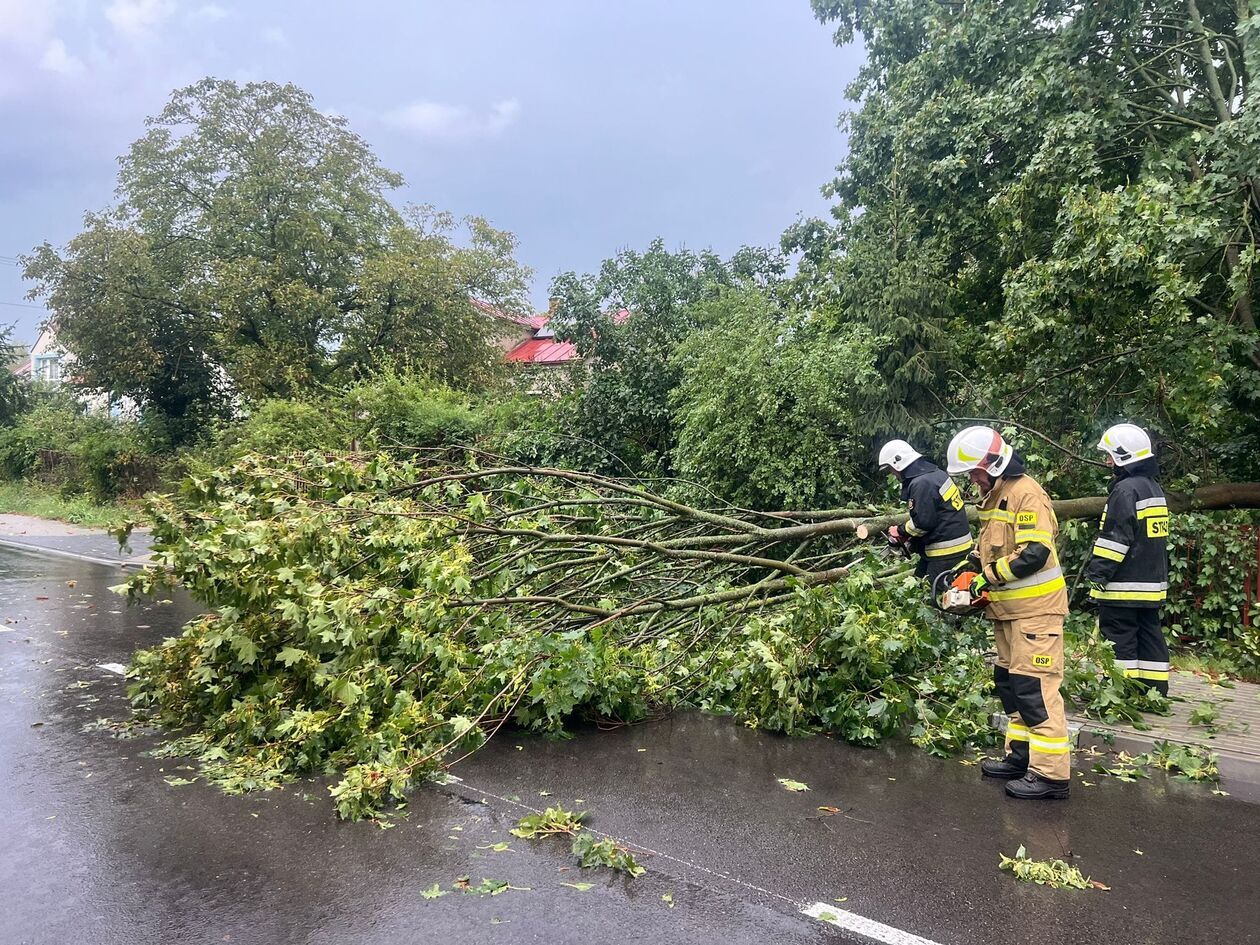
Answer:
[{"xmin": 0, "ymin": 0, "xmax": 860, "ymax": 342}]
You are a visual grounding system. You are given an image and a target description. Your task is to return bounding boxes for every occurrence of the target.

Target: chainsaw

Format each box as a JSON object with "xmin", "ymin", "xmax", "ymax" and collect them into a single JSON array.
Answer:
[{"xmin": 932, "ymin": 568, "xmax": 990, "ymax": 617}]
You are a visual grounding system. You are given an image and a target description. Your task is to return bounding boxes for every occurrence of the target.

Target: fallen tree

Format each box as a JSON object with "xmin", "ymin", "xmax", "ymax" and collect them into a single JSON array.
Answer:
[{"xmin": 119, "ymin": 449, "xmax": 1260, "ymax": 819}]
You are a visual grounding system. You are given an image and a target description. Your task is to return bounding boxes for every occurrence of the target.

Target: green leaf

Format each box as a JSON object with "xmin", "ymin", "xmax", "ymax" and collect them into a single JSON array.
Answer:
[
  {"xmin": 276, "ymin": 647, "xmax": 308, "ymax": 667},
  {"xmin": 232, "ymin": 636, "xmax": 258, "ymax": 665}
]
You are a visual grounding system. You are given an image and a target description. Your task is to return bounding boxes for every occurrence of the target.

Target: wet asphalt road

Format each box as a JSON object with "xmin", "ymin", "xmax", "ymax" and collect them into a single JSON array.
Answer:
[{"xmin": 2, "ymin": 545, "xmax": 1259, "ymax": 945}]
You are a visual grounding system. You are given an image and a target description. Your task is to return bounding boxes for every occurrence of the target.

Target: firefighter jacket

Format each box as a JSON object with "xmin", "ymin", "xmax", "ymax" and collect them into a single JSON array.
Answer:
[
  {"xmin": 899, "ymin": 458, "xmax": 973, "ymax": 578},
  {"xmin": 969, "ymin": 456, "xmax": 1068, "ymax": 620},
  {"xmin": 1082, "ymin": 459, "xmax": 1169, "ymax": 608}
]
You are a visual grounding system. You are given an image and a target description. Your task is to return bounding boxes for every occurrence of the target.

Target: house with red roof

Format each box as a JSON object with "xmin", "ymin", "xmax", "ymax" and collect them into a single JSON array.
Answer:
[
  {"xmin": 473, "ymin": 299, "xmax": 631, "ymax": 372},
  {"xmin": 472, "ymin": 298, "xmax": 579, "ymax": 368}
]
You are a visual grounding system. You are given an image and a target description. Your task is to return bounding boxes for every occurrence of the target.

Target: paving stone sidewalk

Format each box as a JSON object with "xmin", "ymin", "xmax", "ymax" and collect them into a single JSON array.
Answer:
[{"xmin": 1071, "ymin": 669, "xmax": 1260, "ymax": 785}]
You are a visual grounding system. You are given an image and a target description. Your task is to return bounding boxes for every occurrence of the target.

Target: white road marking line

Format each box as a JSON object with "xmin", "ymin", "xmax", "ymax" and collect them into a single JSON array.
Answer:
[
  {"xmin": 456, "ymin": 778, "xmax": 951, "ymax": 945},
  {"xmin": 803, "ymin": 902, "xmax": 946, "ymax": 945},
  {"xmin": 96, "ymin": 663, "xmax": 127, "ymax": 675}
]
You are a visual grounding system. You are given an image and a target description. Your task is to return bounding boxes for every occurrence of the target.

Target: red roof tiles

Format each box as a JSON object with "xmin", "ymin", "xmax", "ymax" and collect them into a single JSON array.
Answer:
[{"xmin": 505, "ymin": 337, "xmax": 577, "ymax": 365}]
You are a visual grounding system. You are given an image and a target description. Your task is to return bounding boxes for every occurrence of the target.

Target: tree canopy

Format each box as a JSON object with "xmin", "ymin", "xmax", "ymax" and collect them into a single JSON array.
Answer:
[
  {"xmin": 547, "ymin": 239, "xmax": 784, "ymax": 476},
  {"xmin": 803, "ymin": 0, "xmax": 1259, "ymax": 484},
  {"xmin": 23, "ymin": 79, "xmax": 529, "ymax": 443}
]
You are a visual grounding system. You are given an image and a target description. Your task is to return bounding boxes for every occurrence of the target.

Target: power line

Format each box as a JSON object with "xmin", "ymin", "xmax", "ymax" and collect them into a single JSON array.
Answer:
[{"xmin": 0, "ymin": 301, "xmax": 46, "ymax": 311}]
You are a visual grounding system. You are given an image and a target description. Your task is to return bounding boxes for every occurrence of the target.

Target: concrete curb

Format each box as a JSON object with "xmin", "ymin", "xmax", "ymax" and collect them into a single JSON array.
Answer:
[
  {"xmin": 0, "ymin": 536, "xmax": 149, "ymax": 570},
  {"xmin": 1073, "ymin": 723, "xmax": 1260, "ymax": 787},
  {"xmin": 992, "ymin": 710, "xmax": 1260, "ymax": 791}
]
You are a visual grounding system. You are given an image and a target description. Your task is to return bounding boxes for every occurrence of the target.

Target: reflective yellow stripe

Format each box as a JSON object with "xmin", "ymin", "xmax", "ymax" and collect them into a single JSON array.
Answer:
[
  {"xmin": 1136, "ymin": 506, "xmax": 1169, "ymax": 520},
  {"xmin": 1092, "ymin": 545, "xmax": 1126, "ymax": 563},
  {"xmin": 1029, "ymin": 737, "xmax": 1071, "ymax": 755},
  {"xmin": 988, "ymin": 574, "xmax": 1067, "ymax": 601},
  {"xmin": 1092, "ymin": 589, "xmax": 1167, "ymax": 602},
  {"xmin": 1016, "ymin": 529, "xmax": 1056, "ymax": 550},
  {"xmin": 1122, "ymin": 668, "xmax": 1141, "ymax": 678},
  {"xmin": 1006, "ymin": 722, "xmax": 1030, "ymax": 742},
  {"xmin": 1029, "ymin": 735, "xmax": 1071, "ymax": 747},
  {"xmin": 996, "ymin": 557, "xmax": 1015, "ymax": 582},
  {"xmin": 979, "ymin": 509, "xmax": 1016, "ymax": 523},
  {"xmin": 924, "ymin": 536, "xmax": 973, "ymax": 558},
  {"xmin": 1134, "ymin": 669, "xmax": 1169, "ymax": 681},
  {"xmin": 1016, "ymin": 529, "xmax": 1054, "ymax": 542}
]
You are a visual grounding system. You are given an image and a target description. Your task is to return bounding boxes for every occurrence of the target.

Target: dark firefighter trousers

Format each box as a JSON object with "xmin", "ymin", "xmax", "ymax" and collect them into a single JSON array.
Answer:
[{"xmin": 1097, "ymin": 605, "xmax": 1170, "ymax": 696}]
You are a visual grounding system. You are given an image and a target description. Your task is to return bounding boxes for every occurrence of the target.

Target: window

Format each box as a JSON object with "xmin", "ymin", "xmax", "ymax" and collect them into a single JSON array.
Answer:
[{"xmin": 33, "ymin": 354, "xmax": 63, "ymax": 383}]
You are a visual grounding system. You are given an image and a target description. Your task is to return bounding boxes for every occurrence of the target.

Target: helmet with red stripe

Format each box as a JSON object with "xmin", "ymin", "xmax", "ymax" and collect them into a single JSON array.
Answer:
[{"xmin": 945, "ymin": 425, "xmax": 1013, "ymax": 476}]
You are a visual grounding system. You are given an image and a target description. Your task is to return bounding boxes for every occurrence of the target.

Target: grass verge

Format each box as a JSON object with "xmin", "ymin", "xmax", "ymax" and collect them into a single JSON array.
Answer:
[{"xmin": 0, "ymin": 481, "xmax": 140, "ymax": 530}]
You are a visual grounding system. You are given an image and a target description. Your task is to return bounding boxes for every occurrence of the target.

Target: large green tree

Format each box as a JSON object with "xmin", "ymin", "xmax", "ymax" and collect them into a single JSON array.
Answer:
[
  {"xmin": 24, "ymin": 79, "xmax": 528, "ymax": 443},
  {"xmin": 548, "ymin": 239, "xmax": 783, "ymax": 475},
  {"xmin": 806, "ymin": 0, "xmax": 1259, "ymax": 481},
  {"xmin": 671, "ymin": 286, "xmax": 885, "ymax": 510}
]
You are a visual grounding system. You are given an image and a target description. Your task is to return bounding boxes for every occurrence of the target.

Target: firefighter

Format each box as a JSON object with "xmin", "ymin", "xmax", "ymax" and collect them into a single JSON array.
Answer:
[
  {"xmin": 878, "ymin": 439, "xmax": 973, "ymax": 585},
  {"xmin": 945, "ymin": 425, "xmax": 1071, "ymax": 800},
  {"xmin": 1082, "ymin": 423, "xmax": 1171, "ymax": 697}
]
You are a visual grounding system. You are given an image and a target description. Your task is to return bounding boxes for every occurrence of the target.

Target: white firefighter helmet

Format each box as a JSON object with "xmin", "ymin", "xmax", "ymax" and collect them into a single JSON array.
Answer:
[
  {"xmin": 945, "ymin": 425, "xmax": 1013, "ymax": 476},
  {"xmin": 1097, "ymin": 423, "xmax": 1153, "ymax": 466},
  {"xmin": 877, "ymin": 439, "xmax": 922, "ymax": 473}
]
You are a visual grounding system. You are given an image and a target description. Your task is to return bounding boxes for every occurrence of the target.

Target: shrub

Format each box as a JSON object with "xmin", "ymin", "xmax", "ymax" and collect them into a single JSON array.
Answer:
[
  {"xmin": 215, "ymin": 398, "xmax": 351, "ymax": 459},
  {"xmin": 0, "ymin": 392, "xmax": 152, "ymax": 500},
  {"xmin": 1164, "ymin": 511, "xmax": 1260, "ymax": 673},
  {"xmin": 346, "ymin": 370, "xmax": 484, "ymax": 451}
]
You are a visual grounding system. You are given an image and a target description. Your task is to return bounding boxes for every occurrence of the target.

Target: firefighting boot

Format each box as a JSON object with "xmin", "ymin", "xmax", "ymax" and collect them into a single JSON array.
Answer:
[
  {"xmin": 1005, "ymin": 771, "xmax": 1070, "ymax": 800},
  {"xmin": 981, "ymin": 741, "xmax": 1028, "ymax": 780}
]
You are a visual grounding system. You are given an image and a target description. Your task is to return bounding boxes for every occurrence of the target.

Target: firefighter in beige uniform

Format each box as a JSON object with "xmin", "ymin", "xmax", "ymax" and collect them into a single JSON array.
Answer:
[{"xmin": 946, "ymin": 425, "xmax": 1071, "ymax": 800}]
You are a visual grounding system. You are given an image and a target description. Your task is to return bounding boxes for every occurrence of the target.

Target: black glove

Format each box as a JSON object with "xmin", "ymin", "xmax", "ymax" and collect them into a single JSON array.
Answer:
[{"xmin": 1079, "ymin": 582, "xmax": 1103, "ymax": 613}]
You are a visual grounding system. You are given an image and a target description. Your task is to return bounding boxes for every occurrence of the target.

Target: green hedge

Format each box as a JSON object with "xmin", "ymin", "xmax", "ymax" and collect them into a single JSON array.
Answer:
[{"xmin": 1061, "ymin": 509, "xmax": 1260, "ymax": 673}]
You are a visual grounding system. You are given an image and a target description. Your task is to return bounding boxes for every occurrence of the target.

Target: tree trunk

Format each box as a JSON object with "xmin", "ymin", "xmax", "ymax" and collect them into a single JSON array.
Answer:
[{"xmin": 1048, "ymin": 482, "xmax": 1260, "ymax": 522}]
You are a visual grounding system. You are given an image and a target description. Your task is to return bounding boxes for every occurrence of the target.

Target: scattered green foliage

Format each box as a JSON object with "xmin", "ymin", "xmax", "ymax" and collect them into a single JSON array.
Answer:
[
  {"xmin": 454, "ymin": 876, "xmax": 521, "ymax": 896},
  {"xmin": 1091, "ymin": 755, "xmax": 1151, "ymax": 783},
  {"xmin": 1133, "ymin": 741, "xmax": 1220, "ymax": 783},
  {"xmin": 1093, "ymin": 742, "xmax": 1220, "ymax": 784},
  {"xmin": 1188, "ymin": 702, "xmax": 1221, "ymax": 731},
  {"xmin": 570, "ymin": 833, "xmax": 646, "ymax": 877},
  {"xmin": 510, "ymin": 808, "xmax": 587, "ymax": 840},
  {"xmin": 777, "ymin": 778, "xmax": 810, "ymax": 793},
  {"xmin": 999, "ymin": 846, "xmax": 1107, "ymax": 891},
  {"xmin": 1062, "ymin": 613, "xmax": 1173, "ymax": 722}
]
